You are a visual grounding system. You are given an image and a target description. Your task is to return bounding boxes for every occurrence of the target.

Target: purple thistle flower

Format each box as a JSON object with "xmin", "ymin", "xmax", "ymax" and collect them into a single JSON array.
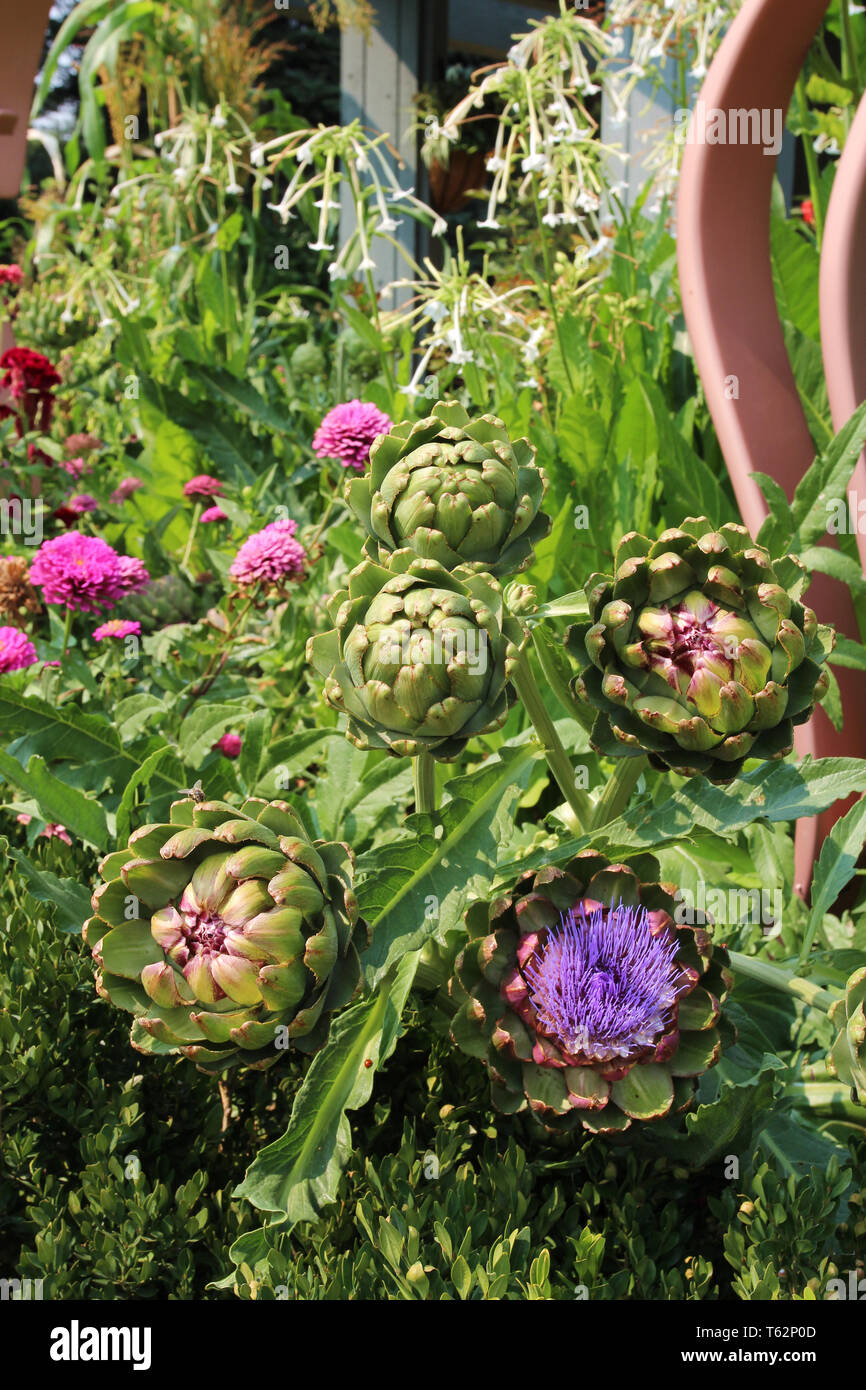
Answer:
[
  {"xmin": 28, "ymin": 533, "xmax": 124, "ymax": 613},
  {"xmin": 312, "ymin": 400, "xmax": 393, "ymax": 472},
  {"xmin": 523, "ymin": 900, "xmax": 683, "ymax": 1064},
  {"xmin": 229, "ymin": 518, "xmax": 306, "ymax": 589},
  {"xmin": 93, "ymin": 619, "xmax": 141, "ymax": 642},
  {"xmin": 117, "ymin": 555, "xmax": 151, "ymax": 595},
  {"xmin": 0, "ymin": 624, "xmax": 38, "ymax": 673}
]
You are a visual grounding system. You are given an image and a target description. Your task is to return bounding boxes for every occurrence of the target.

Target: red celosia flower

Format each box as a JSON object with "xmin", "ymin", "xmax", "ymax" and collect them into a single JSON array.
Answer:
[
  {"xmin": 0, "ymin": 265, "xmax": 23, "ymax": 288},
  {"xmin": 0, "ymin": 348, "xmax": 61, "ymax": 434},
  {"xmin": 801, "ymin": 199, "xmax": 815, "ymax": 228}
]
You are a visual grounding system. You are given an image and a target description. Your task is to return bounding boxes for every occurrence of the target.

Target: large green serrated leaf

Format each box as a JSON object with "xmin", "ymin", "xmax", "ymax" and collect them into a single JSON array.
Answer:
[
  {"xmin": 0, "ymin": 751, "xmax": 109, "ymax": 849},
  {"xmin": 499, "ymin": 757, "xmax": 866, "ymax": 879},
  {"xmin": 357, "ymin": 743, "xmax": 540, "ymax": 987},
  {"xmin": 232, "ymin": 951, "xmax": 417, "ymax": 1225}
]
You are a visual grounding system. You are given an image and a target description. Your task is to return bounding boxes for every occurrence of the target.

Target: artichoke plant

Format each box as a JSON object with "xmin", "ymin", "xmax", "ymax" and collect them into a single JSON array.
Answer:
[
  {"xmin": 84, "ymin": 796, "xmax": 364, "ymax": 1073},
  {"xmin": 345, "ymin": 401, "xmax": 550, "ymax": 577},
  {"xmin": 450, "ymin": 851, "xmax": 731, "ymax": 1133},
  {"xmin": 829, "ymin": 965, "xmax": 866, "ymax": 1103},
  {"xmin": 307, "ymin": 550, "xmax": 528, "ymax": 759},
  {"xmin": 566, "ymin": 517, "xmax": 833, "ymax": 779}
]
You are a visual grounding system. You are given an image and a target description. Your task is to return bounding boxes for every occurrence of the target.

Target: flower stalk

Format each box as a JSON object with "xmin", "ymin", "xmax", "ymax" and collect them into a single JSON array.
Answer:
[{"xmin": 511, "ymin": 652, "xmax": 591, "ymax": 831}]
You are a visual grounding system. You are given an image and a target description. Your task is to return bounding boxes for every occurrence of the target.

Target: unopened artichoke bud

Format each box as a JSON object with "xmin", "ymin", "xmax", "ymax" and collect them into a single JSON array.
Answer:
[
  {"xmin": 290, "ymin": 341, "xmax": 326, "ymax": 378},
  {"xmin": 565, "ymin": 517, "xmax": 834, "ymax": 780},
  {"xmin": 829, "ymin": 966, "xmax": 866, "ymax": 1103},
  {"xmin": 307, "ymin": 551, "xmax": 528, "ymax": 760},
  {"xmin": 84, "ymin": 797, "xmax": 365, "ymax": 1073},
  {"xmin": 345, "ymin": 400, "xmax": 550, "ymax": 577},
  {"xmin": 449, "ymin": 851, "xmax": 731, "ymax": 1134}
]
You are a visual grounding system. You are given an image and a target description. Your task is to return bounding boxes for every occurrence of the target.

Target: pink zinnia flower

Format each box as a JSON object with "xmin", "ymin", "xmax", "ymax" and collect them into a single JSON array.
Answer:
[
  {"xmin": 184, "ymin": 474, "xmax": 223, "ymax": 498},
  {"xmin": 229, "ymin": 518, "xmax": 306, "ymax": 589},
  {"xmin": 110, "ymin": 476, "xmax": 142, "ymax": 503},
  {"xmin": 0, "ymin": 347, "xmax": 61, "ymax": 433},
  {"xmin": 59, "ymin": 457, "xmax": 87, "ymax": 479},
  {"xmin": 93, "ymin": 618, "xmax": 141, "ymax": 641},
  {"xmin": 0, "ymin": 265, "xmax": 23, "ymax": 288},
  {"xmin": 200, "ymin": 505, "xmax": 228, "ymax": 523},
  {"xmin": 66, "ymin": 493, "xmax": 98, "ymax": 514},
  {"xmin": 117, "ymin": 555, "xmax": 151, "ymax": 595},
  {"xmin": 0, "ymin": 624, "xmax": 38, "ymax": 673},
  {"xmin": 41, "ymin": 823, "xmax": 72, "ymax": 845},
  {"xmin": 28, "ymin": 532, "xmax": 123, "ymax": 613},
  {"xmin": 64, "ymin": 432, "xmax": 102, "ymax": 456},
  {"xmin": 213, "ymin": 732, "xmax": 242, "ymax": 758},
  {"xmin": 312, "ymin": 400, "xmax": 393, "ymax": 472},
  {"xmin": 16, "ymin": 812, "xmax": 32, "ymax": 825}
]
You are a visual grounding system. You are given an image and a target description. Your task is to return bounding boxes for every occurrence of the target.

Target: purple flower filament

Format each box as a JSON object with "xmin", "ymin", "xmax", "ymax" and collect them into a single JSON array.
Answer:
[{"xmin": 523, "ymin": 900, "xmax": 681, "ymax": 1063}]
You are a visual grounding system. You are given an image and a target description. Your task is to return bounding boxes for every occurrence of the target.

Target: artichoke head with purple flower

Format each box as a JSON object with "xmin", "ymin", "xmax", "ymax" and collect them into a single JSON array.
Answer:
[
  {"xmin": 345, "ymin": 401, "xmax": 550, "ymax": 577},
  {"xmin": 450, "ymin": 851, "xmax": 731, "ymax": 1133},
  {"xmin": 85, "ymin": 796, "xmax": 365, "ymax": 1073},
  {"xmin": 566, "ymin": 518, "xmax": 833, "ymax": 780}
]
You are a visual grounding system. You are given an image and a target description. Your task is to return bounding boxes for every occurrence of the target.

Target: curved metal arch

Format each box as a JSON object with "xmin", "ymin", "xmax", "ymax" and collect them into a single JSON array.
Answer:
[{"xmin": 676, "ymin": 0, "xmax": 866, "ymax": 896}]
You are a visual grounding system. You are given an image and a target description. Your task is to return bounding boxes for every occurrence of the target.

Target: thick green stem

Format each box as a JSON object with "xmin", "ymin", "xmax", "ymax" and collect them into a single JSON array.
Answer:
[
  {"xmin": 786, "ymin": 1081, "xmax": 864, "ymax": 1121},
  {"xmin": 60, "ymin": 606, "xmax": 73, "ymax": 658},
  {"xmin": 512, "ymin": 655, "xmax": 592, "ymax": 831},
  {"xmin": 413, "ymin": 750, "xmax": 436, "ymax": 815},
  {"xmin": 530, "ymin": 627, "xmax": 594, "ymax": 732},
  {"xmin": 590, "ymin": 756, "xmax": 647, "ymax": 831},
  {"xmin": 727, "ymin": 950, "xmax": 836, "ymax": 1012}
]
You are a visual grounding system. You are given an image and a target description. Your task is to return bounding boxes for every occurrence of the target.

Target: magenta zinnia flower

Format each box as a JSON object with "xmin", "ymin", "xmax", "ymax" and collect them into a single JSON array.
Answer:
[
  {"xmin": 66, "ymin": 493, "xmax": 98, "ymax": 515},
  {"xmin": 28, "ymin": 533, "xmax": 124, "ymax": 613},
  {"xmin": 42, "ymin": 823, "xmax": 72, "ymax": 845},
  {"xmin": 0, "ymin": 265, "xmax": 23, "ymax": 288},
  {"xmin": 229, "ymin": 519, "xmax": 306, "ymax": 589},
  {"xmin": 184, "ymin": 474, "xmax": 223, "ymax": 498},
  {"xmin": 201, "ymin": 505, "xmax": 228, "ymax": 523},
  {"xmin": 117, "ymin": 555, "xmax": 151, "ymax": 595},
  {"xmin": 312, "ymin": 400, "xmax": 393, "ymax": 472},
  {"xmin": 93, "ymin": 618, "xmax": 141, "ymax": 642},
  {"xmin": 213, "ymin": 731, "xmax": 242, "ymax": 758},
  {"xmin": 110, "ymin": 476, "xmax": 143, "ymax": 504},
  {"xmin": 0, "ymin": 625, "xmax": 38, "ymax": 673},
  {"xmin": 59, "ymin": 457, "xmax": 87, "ymax": 480},
  {"xmin": 0, "ymin": 347, "xmax": 61, "ymax": 433}
]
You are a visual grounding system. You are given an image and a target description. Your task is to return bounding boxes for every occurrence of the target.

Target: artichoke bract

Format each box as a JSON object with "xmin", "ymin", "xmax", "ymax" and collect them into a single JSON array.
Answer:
[
  {"xmin": 450, "ymin": 851, "xmax": 731, "ymax": 1133},
  {"xmin": 307, "ymin": 551, "xmax": 528, "ymax": 760},
  {"xmin": 345, "ymin": 401, "xmax": 550, "ymax": 576},
  {"xmin": 84, "ymin": 796, "xmax": 364, "ymax": 1073},
  {"xmin": 829, "ymin": 965, "xmax": 866, "ymax": 1103},
  {"xmin": 566, "ymin": 517, "xmax": 833, "ymax": 780}
]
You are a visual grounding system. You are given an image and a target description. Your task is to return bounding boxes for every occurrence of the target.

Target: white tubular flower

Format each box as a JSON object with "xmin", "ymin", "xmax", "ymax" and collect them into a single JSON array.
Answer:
[{"xmin": 211, "ymin": 105, "xmax": 227, "ymax": 129}]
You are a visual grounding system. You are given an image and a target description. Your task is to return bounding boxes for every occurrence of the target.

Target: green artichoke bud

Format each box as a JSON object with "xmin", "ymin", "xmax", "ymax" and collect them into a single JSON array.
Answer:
[
  {"xmin": 84, "ymin": 796, "xmax": 364, "ymax": 1073},
  {"xmin": 829, "ymin": 966, "xmax": 866, "ymax": 1103},
  {"xmin": 450, "ymin": 850, "xmax": 732, "ymax": 1133},
  {"xmin": 290, "ymin": 341, "xmax": 326, "ymax": 377},
  {"xmin": 565, "ymin": 517, "xmax": 833, "ymax": 780},
  {"xmin": 307, "ymin": 551, "xmax": 528, "ymax": 759},
  {"xmin": 345, "ymin": 401, "xmax": 550, "ymax": 576},
  {"xmin": 120, "ymin": 573, "xmax": 199, "ymax": 634}
]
